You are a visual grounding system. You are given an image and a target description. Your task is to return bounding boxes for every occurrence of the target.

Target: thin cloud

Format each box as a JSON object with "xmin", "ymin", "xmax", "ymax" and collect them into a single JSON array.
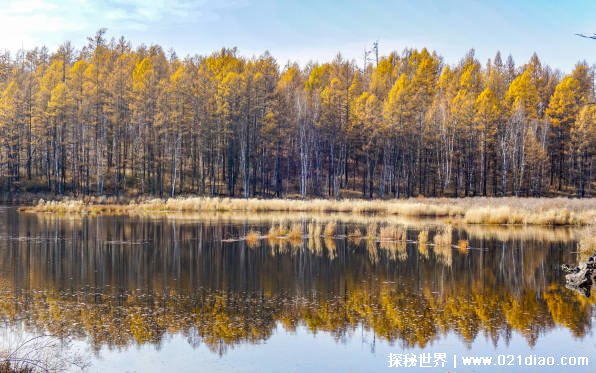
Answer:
[{"xmin": 0, "ymin": 0, "xmax": 246, "ymax": 50}]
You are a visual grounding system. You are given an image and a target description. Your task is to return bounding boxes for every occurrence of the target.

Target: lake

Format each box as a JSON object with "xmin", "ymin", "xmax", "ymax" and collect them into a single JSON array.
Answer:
[{"xmin": 0, "ymin": 206, "xmax": 594, "ymax": 372}]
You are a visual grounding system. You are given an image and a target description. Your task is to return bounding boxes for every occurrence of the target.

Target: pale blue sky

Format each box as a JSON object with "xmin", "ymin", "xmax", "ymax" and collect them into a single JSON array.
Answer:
[{"xmin": 0, "ymin": 0, "xmax": 594, "ymax": 72}]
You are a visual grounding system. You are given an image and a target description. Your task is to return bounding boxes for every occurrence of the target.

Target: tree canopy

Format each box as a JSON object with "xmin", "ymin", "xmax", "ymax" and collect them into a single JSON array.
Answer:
[{"xmin": 0, "ymin": 33, "xmax": 593, "ymax": 198}]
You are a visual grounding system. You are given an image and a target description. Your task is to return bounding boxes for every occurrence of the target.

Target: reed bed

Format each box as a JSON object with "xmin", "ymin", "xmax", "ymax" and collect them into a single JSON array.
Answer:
[
  {"xmin": 379, "ymin": 225, "xmax": 406, "ymax": 241},
  {"xmin": 347, "ymin": 228, "xmax": 363, "ymax": 245},
  {"xmin": 366, "ymin": 223, "xmax": 378, "ymax": 240},
  {"xmin": 379, "ymin": 238, "xmax": 407, "ymax": 259},
  {"xmin": 457, "ymin": 240, "xmax": 469, "ymax": 254},
  {"xmin": 323, "ymin": 222, "xmax": 337, "ymax": 237},
  {"xmin": 268, "ymin": 224, "xmax": 289, "ymax": 238},
  {"xmin": 287, "ymin": 223, "xmax": 304, "ymax": 242},
  {"xmin": 308, "ymin": 222, "xmax": 323, "ymax": 238},
  {"xmin": 307, "ymin": 222, "xmax": 323, "ymax": 255},
  {"xmin": 347, "ymin": 228, "xmax": 362, "ymax": 238},
  {"xmin": 433, "ymin": 225, "xmax": 453, "ymax": 248},
  {"xmin": 324, "ymin": 237, "xmax": 337, "ymax": 259},
  {"xmin": 433, "ymin": 226, "xmax": 454, "ymax": 267},
  {"xmin": 417, "ymin": 230, "xmax": 429, "ymax": 258},
  {"xmin": 367, "ymin": 239, "xmax": 379, "ymax": 264},
  {"xmin": 578, "ymin": 226, "xmax": 596, "ymax": 260},
  {"xmin": 27, "ymin": 208, "xmax": 590, "ymax": 245},
  {"xmin": 21, "ymin": 197, "xmax": 596, "ymax": 226}
]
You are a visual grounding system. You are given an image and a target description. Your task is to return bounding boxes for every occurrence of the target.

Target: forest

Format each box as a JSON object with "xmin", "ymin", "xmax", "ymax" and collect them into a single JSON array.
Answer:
[{"xmin": 0, "ymin": 29, "xmax": 594, "ymax": 199}]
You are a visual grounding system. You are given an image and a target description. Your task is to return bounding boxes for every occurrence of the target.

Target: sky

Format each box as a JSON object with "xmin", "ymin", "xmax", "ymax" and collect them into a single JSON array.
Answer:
[{"xmin": 0, "ymin": 0, "xmax": 594, "ymax": 72}]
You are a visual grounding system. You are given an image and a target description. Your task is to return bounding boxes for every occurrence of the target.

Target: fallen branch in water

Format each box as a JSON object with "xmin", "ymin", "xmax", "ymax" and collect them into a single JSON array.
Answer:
[{"xmin": 562, "ymin": 254, "xmax": 596, "ymax": 297}]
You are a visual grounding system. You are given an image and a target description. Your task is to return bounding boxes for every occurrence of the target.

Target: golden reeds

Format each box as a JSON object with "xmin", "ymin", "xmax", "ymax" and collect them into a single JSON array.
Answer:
[
  {"xmin": 287, "ymin": 223, "xmax": 304, "ymax": 243},
  {"xmin": 324, "ymin": 222, "xmax": 337, "ymax": 237},
  {"xmin": 324, "ymin": 237, "xmax": 337, "ymax": 259},
  {"xmin": 347, "ymin": 227, "xmax": 362, "ymax": 245},
  {"xmin": 433, "ymin": 225, "xmax": 453, "ymax": 248},
  {"xmin": 307, "ymin": 222, "xmax": 323, "ymax": 255},
  {"xmin": 347, "ymin": 228, "xmax": 362, "ymax": 238},
  {"xmin": 379, "ymin": 225, "xmax": 406, "ymax": 241},
  {"xmin": 268, "ymin": 224, "xmax": 289, "ymax": 238},
  {"xmin": 244, "ymin": 230, "xmax": 261, "ymax": 248},
  {"xmin": 418, "ymin": 230, "xmax": 429, "ymax": 258},
  {"xmin": 578, "ymin": 227, "xmax": 596, "ymax": 261},
  {"xmin": 457, "ymin": 239, "xmax": 469, "ymax": 254},
  {"xmin": 366, "ymin": 238, "xmax": 378, "ymax": 264},
  {"xmin": 21, "ymin": 197, "xmax": 596, "ymax": 226},
  {"xmin": 433, "ymin": 226, "xmax": 453, "ymax": 267},
  {"xmin": 366, "ymin": 223, "xmax": 378, "ymax": 240}
]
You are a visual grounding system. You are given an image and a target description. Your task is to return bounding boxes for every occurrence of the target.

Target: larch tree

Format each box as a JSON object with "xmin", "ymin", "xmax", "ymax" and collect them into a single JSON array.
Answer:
[{"xmin": 0, "ymin": 31, "xmax": 592, "ymax": 199}]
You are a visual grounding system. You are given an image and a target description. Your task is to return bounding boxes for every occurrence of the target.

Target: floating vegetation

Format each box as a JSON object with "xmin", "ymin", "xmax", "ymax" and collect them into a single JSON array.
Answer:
[
  {"xmin": 347, "ymin": 228, "xmax": 363, "ymax": 245},
  {"xmin": 244, "ymin": 230, "xmax": 261, "ymax": 248},
  {"xmin": 323, "ymin": 222, "xmax": 337, "ymax": 237},
  {"xmin": 307, "ymin": 222, "xmax": 323, "ymax": 254},
  {"xmin": 347, "ymin": 228, "xmax": 362, "ymax": 238},
  {"xmin": 268, "ymin": 224, "xmax": 288, "ymax": 238},
  {"xmin": 324, "ymin": 237, "xmax": 337, "ymax": 259},
  {"xmin": 418, "ymin": 230, "xmax": 429, "ymax": 258},
  {"xmin": 287, "ymin": 223, "xmax": 304, "ymax": 242},
  {"xmin": 457, "ymin": 240, "xmax": 469, "ymax": 254},
  {"xmin": 379, "ymin": 225, "xmax": 406, "ymax": 242},
  {"xmin": 366, "ymin": 223, "xmax": 378, "ymax": 241},
  {"xmin": 433, "ymin": 225, "xmax": 453, "ymax": 248},
  {"xmin": 433, "ymin": 225, "xmax": 453, "ymax": 267}
]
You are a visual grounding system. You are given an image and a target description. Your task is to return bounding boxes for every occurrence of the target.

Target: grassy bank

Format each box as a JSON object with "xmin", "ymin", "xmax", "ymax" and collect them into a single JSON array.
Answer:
[
  {"xmin": 578, "ymin": 226, "xmax": 596, "ymax": 259},
  {"xmin": 18, "ymin": 196, "xmax": 596, "ymax": 226}
]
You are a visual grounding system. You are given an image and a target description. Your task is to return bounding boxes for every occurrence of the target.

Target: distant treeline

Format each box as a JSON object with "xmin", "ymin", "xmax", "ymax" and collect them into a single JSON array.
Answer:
[{"xmin": 0, "ymin": 29, "xmax": 594, "ymax": 198}]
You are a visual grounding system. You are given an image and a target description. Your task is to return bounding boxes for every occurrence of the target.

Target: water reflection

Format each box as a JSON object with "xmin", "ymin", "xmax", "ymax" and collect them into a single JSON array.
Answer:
[{"xmin": 0, "ymin": 208, "xmax": 593, "ymax": 358}]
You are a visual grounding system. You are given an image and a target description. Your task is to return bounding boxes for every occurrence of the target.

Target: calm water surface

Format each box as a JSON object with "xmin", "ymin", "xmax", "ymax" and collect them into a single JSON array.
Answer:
[{"xmin": 0, "ymin": 206, "xmax": 594, "ymax": 372}]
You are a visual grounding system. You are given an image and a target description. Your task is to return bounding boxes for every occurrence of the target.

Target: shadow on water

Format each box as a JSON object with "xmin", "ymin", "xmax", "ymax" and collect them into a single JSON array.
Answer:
[{"xmin": 0, "ymin": 207, "xmax": 593, "ymax": 357}]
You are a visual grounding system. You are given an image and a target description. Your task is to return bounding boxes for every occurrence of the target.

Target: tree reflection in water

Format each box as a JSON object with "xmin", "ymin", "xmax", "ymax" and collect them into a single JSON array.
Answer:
[{"xmin": 0, "ymin": 208, "xmax": 593, "ymax": 356}]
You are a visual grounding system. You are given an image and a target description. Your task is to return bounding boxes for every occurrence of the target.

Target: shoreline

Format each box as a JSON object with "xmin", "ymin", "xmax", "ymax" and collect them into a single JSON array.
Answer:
[{"xmin": 16, "ymin": 196, "xmax": 596, "ymax": 226}]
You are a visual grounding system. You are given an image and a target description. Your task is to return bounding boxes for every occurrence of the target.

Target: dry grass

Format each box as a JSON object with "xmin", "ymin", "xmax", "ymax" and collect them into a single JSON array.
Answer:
[
  {"xmin": 461, "ymin": 205, "xmax": 588, "ymax": 225},
  {"xmin": 287, "ymin": 223, "xmax": 304, "ymax": 242},
  {"xmin": 418, "ymin": 230, "xmax": 429, "ymax": 258},
  {"xmin": 434, "ymin": 245, "xmax": 452, "ymax": 267},
  {"xmin": 433, "ymin": 225, "xmax": 453, "ymax": 248},
  {"xmin": 347, "ymin": 228, "xmax": 362, "ymax": 238},
  {"xmin": 21, "ymin": 196, "xmax": 596, "ymax": 226},
  {"xmin": 27, "ymin": 206, "xmax": 590, "ymax": 250},
  {"xmin": 347, "ymin": 227, "xmax": 363, "ymax": 245},
  {"xmin": 308, "ymin": 222, "xmax": 322, "ymax": 238},
  {"xmin": 244, "ymin": 230, "xmax": 261, "ymax": 248},
  {"xmin": 377, "ymin": 224, "xmax": 408, "ymax": 261},
  {"xmin": 578, "ymin": 226, "xmax": 596, "ymax": 260},
  {"xmin": 268, "ymin": 224, "xmax": 288, "ymax": 238},
  {"xmin": 379, "ymin": 225, "xmax": 406, "ymax": 241},
  {"xmin": 367, "ymin": 239, "xmax": 379, "ymax": 264},
  {"xmin": 323, "ymin": 222, "xmax": 337, "ymax": 237},
  {"xmin": 433, "ymin": 226, "xmax": 453, "ymax": 267},
  {"xmin": 459, "ymin": 224, "xmax": 585, "ymax": 243},
  {"xmin": 366, "ymin": 223, "xmax": 378, "ymax": 240},
  {"xmin": 324, "ymin": 237, "xmax": 337, "ymax": 259},
  {"xmin": 307, "ymin": 222, "xmax": 323, "ymax": 254},
  {"xmin": 379, "ymin": 238, "xmax": 407, "ymax": 259},
  {"xmin": 457, "ymin": 239, "xmax": 469, "ymax": 254}
]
